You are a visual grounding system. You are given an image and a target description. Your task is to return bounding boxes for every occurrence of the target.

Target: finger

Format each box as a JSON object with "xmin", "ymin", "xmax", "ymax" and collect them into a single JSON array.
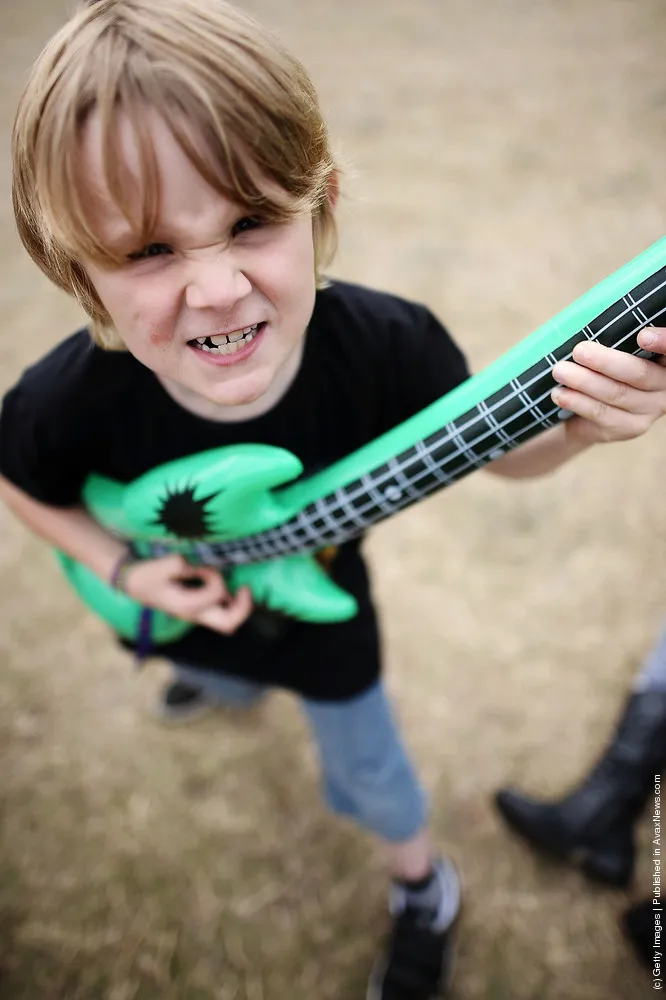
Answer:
[
  {"xmin": 159, "ymin": 554, "xmax": 222, "ymax": 592},
  {"xmin": 550, "ymin": 387, "xmax": 652, "ymax": 440},
  {"xmin": 196, "ymin": 588, "xmax": 254, "ymax": 634},
  {"xmin": 638, "ymin": 326, "xmax": 666, "ymax": 363},
  {"xmin": 231, "ymin": 586, "xmax": 254, "ymax": 613},
  {"xmin": 159, "ymin": 553, "xmax": 194, "ymax": 576},
  {"xmin": 219, "ymin": 585, "xmax": 254, "ymax": 618},
  {"xmin": 570, "ymin": 341, "xmax": 666, "ymax": 388},
  {"xmin": 555, "ymin": 341, "xmax": 666, "ymax": 393},
  {"xmin": 171, "ymin": 562, "xmax": 221, "ymax": 585},
  {"xmin": 199, "ymin": 566, "xmax": 231, "ymax": 595},
  {"xmin": 550, "ymin": 362, "xmax": 655, "ymax": 414},
  {"xmin": 195, "ymin": 606, "xmax": 236, "ymax": 633},
  {"xmin": 171, "ymin": 563, "xmax": 227, "ymax": 595},
  {"xmin": 170, "ymin": 575, "xmax": 227, "ymax": 614}
]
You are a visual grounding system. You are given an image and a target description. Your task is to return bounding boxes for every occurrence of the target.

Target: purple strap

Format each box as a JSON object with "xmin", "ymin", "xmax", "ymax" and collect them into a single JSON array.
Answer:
[{"xmin": 136, "ymin": 607, "xmax": 154, "ymax": 663}]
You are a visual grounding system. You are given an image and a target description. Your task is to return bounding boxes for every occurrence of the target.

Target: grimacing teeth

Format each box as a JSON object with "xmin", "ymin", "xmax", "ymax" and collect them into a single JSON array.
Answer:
[
  {"xmin": 194, "ymin": 323, "xmax": 259, "ymax": 347},
  {"xmin": 192, "ymin": 325, "xmax": 259, "ymax": 354}
]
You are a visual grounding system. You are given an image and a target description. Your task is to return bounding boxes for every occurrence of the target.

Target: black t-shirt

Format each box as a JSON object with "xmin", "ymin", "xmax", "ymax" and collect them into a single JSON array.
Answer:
[{"xmin": 0, "ymin": 280, "xmax": 469, "ymax": 699}]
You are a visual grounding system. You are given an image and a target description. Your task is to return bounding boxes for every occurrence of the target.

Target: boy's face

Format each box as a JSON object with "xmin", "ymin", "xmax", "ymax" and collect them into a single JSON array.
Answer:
[{"xmin": 78, "ymin": 111, "xmax": 319, "ymax": 416}]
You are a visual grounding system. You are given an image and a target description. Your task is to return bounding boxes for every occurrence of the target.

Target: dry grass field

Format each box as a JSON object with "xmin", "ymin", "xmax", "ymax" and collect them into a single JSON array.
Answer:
[{"xmin": 2, "ymin": 1, "xmax": 666, "ymax": 997}]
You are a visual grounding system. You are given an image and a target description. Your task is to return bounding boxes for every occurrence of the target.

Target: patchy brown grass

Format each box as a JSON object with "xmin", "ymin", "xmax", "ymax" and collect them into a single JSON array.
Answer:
[{"xmin": 2, "ymin": 0, "xmax": 666, "ymax": 997}]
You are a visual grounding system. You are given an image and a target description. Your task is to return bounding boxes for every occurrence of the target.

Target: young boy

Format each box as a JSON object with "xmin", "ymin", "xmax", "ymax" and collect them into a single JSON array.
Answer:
[{"xmin": 3, "ymin": 1, "xmax": 666, "ymax": 997}]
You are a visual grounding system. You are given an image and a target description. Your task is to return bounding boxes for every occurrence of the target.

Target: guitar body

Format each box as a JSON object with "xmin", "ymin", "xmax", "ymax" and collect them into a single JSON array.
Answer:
[
  {"xmin": 57, "ymin": 238, "xmax": 666, "ymax": 642},
  {"xmin": 56, "ymin": 550, "xmax": 193, "ymax": 642},
  {"xmin": 60, "ymin": 444, "xmax": 360, "ymax": 639}
]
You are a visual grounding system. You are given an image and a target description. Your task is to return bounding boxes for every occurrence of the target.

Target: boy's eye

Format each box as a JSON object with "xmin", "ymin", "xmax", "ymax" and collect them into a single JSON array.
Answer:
[
  {"xmin": 232, "ymin": 216, "xmax": 262, "ymax": 237},
  {"xmin": 127, "ymin": 242, "xmax": 173, "ymax": 262}
]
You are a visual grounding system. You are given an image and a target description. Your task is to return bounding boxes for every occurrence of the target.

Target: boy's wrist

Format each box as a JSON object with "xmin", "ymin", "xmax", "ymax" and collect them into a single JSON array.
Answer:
[
  {"xmin": 109, "ymin": 548, "xmax": 140, "ymax": 592},
  {"xmin": 559, "ymin": 416, "xmax": 596, "ymax": 455}
]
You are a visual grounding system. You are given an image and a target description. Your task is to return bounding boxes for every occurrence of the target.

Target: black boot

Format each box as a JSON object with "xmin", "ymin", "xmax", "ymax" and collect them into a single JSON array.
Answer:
[
  {"xmin": 622, "ymin": 899, "xmax": 656, "ymax": 968},
  {"xmin": 494, "ymin": 690, "xmax": 666, "ymax": 888}
]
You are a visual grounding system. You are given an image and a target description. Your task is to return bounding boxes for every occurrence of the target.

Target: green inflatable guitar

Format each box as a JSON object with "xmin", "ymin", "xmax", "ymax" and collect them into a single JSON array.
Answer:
[{"xmin": 57, "ymin": 237, "xmax": 666, "ymax": 643}]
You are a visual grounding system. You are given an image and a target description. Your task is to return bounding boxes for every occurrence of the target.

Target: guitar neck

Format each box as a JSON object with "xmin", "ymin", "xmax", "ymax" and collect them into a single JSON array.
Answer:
[{"xmin": 192, "ymin": 264, "xmax": 666, "ymax": 568}]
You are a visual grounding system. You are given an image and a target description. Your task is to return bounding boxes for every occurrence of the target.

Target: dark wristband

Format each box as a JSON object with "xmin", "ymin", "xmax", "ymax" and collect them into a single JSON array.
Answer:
[{"xmin": 110, "ymin": 550, "xmax": 139, "ymax": 592}]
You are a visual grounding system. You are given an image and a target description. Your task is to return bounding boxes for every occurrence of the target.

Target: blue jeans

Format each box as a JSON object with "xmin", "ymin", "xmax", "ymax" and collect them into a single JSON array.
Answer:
[
  {"xmin": 174, "ymin": 664, "xmax": 429, "ymax": 843},
  {"xmin": 635, "ymin": 623, "xmax": 666, "ymax": 692}
]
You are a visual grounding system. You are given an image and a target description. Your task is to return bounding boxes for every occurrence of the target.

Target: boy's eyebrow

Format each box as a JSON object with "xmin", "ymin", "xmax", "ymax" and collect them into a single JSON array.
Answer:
[{"xmin": 101, "ymin": 206, "xmax": 253, "ymax": 255}]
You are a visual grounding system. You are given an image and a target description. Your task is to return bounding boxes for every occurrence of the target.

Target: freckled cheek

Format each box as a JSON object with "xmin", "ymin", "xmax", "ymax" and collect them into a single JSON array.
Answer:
[
  {"xmin": 118, "ymin": 306, "xmax": 174, "ymax": 356},
  {"xmin": 149, "ymin": 327, "xmax": 174, "ymax": 348},
  {"xmin": 131, "ymin": 292, "xmax": 180, "ymax": 351}
]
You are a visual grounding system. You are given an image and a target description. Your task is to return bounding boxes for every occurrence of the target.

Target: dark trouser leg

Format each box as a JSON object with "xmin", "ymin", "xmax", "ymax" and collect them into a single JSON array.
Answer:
[{"xmin": 494, "ymin": 638, "xmax": 666, "ymax": 888}]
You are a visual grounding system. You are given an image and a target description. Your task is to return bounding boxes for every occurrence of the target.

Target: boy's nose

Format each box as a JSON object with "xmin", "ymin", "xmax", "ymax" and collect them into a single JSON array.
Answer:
[{"xmin": 185, "ymin": 253, "xmax": 252, "ymax": 311}]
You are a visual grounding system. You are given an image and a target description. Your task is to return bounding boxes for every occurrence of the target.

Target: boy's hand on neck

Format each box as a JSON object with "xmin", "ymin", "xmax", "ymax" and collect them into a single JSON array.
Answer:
[
  {"xmin": 123, "ymin": 555, "xmax": 253, "ymax": 634},
  {"xmin": 489, "ymin": 329, "xmax": 666, "ymax": 479}
]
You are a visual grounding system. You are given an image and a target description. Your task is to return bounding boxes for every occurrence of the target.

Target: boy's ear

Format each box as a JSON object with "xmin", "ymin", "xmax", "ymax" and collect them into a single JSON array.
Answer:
[{"xmin": 326, "ymin": 170, "xmax": 340, "ymax": 209}]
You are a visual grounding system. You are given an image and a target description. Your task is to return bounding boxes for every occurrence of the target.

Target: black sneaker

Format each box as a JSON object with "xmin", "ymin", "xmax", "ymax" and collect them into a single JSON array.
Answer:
[
  {"xmin": 367, "ymin": 861, "xmax": 462, "ymax": 1000},
  {"xmin": 153, "ymin": 681, "xmax": 215, "ymax": 724}
]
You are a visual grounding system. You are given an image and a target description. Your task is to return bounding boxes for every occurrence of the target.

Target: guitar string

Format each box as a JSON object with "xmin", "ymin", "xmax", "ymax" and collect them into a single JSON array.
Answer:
[
  {"xmin": 142, "ymin": 274, "xmax": 666, "ymax": 566},
  {"xmin": 206, "ymin": 285, "xmax": 666, "ymax": 563}
]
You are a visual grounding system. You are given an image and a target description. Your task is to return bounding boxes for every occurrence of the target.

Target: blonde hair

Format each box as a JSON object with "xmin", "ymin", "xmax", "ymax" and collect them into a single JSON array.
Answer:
[{"xmin": 12, "ymin": 0, "xmax": 339, "ymax": 348}]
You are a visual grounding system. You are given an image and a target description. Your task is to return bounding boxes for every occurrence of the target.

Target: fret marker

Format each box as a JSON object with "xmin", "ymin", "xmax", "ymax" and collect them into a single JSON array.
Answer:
[{"xmin": 384, "ymin": 485, "xmax": 403, "ymax": 502}]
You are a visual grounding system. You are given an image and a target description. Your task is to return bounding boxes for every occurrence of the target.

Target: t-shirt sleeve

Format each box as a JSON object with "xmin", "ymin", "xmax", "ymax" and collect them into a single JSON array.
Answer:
[
  {"xmin": 384, "ymin": 301, "xmax": 470, "ymax": 427},
  {"xmin": 0, "ymin": 380, "xmax": 90, "ymax": 507}
]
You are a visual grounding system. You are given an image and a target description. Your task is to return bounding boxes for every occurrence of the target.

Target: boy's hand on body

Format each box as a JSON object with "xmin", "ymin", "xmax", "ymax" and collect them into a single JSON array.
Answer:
[
  {"xmin": 551, "ymin": 326, "xmax": 666, "ymax": 446},
  {"xmin": 122, "ymin": 554, "xmax": 254, "ymax": 634}
]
